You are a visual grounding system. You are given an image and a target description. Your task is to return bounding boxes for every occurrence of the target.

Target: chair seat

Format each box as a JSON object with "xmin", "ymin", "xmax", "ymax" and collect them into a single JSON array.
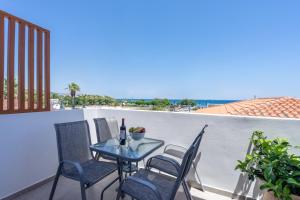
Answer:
[
  {"xmin": 101, "ymin": 154, "xmax": 117, "ymax": 161},
  {"xmin": 149, "ymin": 155, "xmax": 182, "ymax": 177},
  {"xmin": 63, "ymin": 159, "xmax": 117, "ymax": 186},
  {"xmin": 164, "ymin": 148, "xmax": 186, "ymax": 159},
  {"xmin": 121, "ymin": 169, "xmax": 176, "ymax": 200},
  {"xmin": 162, "ymin": 153, "xmax": 183, "ymax": 163}
]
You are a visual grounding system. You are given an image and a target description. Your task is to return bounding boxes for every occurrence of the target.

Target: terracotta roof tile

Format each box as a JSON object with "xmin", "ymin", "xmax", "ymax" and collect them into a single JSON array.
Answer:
[{"xmin": 196, "ymin": 97, "xmax": 300, "ymax": 119}]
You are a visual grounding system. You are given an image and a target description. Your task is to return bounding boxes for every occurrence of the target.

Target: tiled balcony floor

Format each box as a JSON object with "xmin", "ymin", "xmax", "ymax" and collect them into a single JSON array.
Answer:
[{"xmin": 10, "ymin": 171, "xmax": 231, "ymax": 200}]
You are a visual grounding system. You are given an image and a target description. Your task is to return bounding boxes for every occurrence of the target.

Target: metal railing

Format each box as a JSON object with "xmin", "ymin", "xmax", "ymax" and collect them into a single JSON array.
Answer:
[{"xmin": 0, "ymin": 10, "xmax": 50, "ymax": 114}]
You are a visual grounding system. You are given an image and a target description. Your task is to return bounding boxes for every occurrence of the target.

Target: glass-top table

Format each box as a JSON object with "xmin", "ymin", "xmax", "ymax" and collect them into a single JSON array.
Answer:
[
  {"xmin": 91, "ymin": 138, "xmax": 164, "ymax": 197},
  {"xmin": 90, "ymin": 137, "xmax": 164, "ymax": 162}
]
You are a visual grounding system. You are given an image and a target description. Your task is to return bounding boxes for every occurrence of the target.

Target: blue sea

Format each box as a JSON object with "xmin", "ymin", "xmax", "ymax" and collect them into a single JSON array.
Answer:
[
  {"xmin": 119, "ymin": 99, "xmax": 239, "ymax": 108},
  {"xmin": 171, "ymin": 99, "xmax": 238, "ymax": 108}
]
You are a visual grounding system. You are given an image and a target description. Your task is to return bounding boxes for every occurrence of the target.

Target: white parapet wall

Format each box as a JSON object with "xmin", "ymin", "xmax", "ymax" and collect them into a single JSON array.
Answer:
[{"xmin": 0, "ymin": 108, "xmax": 300, "ymax": 199}]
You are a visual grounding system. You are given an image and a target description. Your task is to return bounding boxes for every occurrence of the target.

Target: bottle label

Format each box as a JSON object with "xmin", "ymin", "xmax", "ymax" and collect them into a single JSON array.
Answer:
[{"xmin": 120, "ymin": 130, "xmax": 126, "ymax": 140}]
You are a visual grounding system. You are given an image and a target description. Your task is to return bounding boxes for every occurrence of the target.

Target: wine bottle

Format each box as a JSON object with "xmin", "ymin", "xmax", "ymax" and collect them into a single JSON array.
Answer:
[{"xmin": 120, "ymin": 118, "xmax": 126, "ymax": 145}]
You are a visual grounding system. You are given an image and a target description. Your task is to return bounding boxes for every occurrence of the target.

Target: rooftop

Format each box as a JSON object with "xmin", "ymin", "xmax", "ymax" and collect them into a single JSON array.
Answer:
[{"xmin": 196, "ymin": 97, "xmax": 300, "ymax": 119}]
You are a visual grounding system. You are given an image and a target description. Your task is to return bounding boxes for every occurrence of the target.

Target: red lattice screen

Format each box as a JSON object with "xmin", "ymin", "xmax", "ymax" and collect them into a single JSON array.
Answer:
[{"xmin": 0, "ymin": 10, "xmax": 50, "ymax": 114}]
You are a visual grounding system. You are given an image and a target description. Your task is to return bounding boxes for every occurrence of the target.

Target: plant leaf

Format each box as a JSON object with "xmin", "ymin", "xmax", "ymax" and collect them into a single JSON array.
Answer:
[
  {"xmin": 264, "ymin": 165, "xmax": 274, "ymax": 181},
  {"xmin": 287, "ymin": 178, "xmax": 300, "ymax": 187},
  {"xmin": 260, "ymin": 181, "xmax": 274, "ymax": 191},
  {"xmin": 291, "ymin": 171, "xmax": 300, "ymax": 177}
]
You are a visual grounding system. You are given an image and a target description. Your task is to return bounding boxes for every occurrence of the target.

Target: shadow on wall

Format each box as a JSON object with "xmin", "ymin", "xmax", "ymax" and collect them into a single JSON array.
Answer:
[
  {"xmin": 231, "ymin": 140, "xmax": 262, "ymax": 199},
  {"xmin": 189, "ymin": 152, "xmax": 205, "ymax": 191}
]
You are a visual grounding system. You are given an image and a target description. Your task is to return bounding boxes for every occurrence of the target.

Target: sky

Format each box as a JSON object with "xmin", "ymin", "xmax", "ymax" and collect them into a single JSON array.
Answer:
[{"xmin": 1, "ymin": 0, "xmax": 300, "ymax": 100}]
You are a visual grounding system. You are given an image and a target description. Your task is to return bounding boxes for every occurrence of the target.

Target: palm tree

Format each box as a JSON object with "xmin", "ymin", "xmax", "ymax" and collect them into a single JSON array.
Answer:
[{"xmin": 67, "ymin": 82, "xmax": 80, "ymax": 109}]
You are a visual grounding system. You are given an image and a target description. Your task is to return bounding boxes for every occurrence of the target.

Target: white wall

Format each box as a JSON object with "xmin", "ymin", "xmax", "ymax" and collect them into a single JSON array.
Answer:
[{"xmin": 0, "ymin": 108, "xmax": 300, "ymax": 199}]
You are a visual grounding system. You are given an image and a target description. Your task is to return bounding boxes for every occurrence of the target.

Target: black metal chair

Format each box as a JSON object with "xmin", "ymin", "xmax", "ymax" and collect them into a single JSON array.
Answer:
[
  {"xmin": 150, "ymin": 125, "xmax": 208, "ymax": 177},
  {"xmin": 116, "ymin": 130, "xmax": 204, "ymax": 200},
  {"xmin": 94, "ymin": 118, "xmax": 119, "ymax": 143},
  {"xmin": 93, "ymin": 118, "xmax": 119, "ymax": 161},
  {"xmin": 49, "ymin": 120, "xmax": 119, "ymax": 200}
]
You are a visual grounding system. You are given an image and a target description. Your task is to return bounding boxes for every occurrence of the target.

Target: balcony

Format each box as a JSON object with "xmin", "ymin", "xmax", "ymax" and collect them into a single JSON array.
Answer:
[{"xmin": 1, "ymin": 108, "xmax": 299, "ymax": 200}]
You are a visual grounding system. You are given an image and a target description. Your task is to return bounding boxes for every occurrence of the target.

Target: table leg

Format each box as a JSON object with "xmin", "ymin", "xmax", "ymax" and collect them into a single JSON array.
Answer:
[
  {"xmin": 117, "ymin": 158, "xmax": 123, "ymax": 183},
  {"xmin": 117, "ymin": 159, "xmax": 126, "ymax": 199}
]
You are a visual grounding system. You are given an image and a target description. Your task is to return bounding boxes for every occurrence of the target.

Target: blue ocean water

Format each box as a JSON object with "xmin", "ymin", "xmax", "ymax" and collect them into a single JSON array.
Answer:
[
  {"xmin": 172, "ymin": 99, "xmax": 238, "ymax": 108},
  {"xmin": 119, "ymin": 99, "xmax": 239, "ymax": 108}
]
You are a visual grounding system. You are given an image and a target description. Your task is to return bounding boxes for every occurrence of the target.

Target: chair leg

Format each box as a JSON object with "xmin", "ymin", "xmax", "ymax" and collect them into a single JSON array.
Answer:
[
  {"xmin": 116, "ymin": 190, "xmax": 122, "ymax": 200},
  {"xmin": 95, "ymin": 153, "xmax": 100, "ymax": 160},
  {"xmin": 49, "ymin": 166, "xmax": 61, "ymax": 200},
  {"xmin": 100, "ymin": 177, "xmax": 119, "ymax": 200},
  {"xmin": 182, "ymin": 181, "xmax": 193, "ymax": 200},
  {"xmin": 116, "ymin": 186, "xmax": 125, "ymax": 200},
  {"xmin": 192, "ymin": 163, "xmax": 204, "ymax": 191},
  {"xmin": 142, "ymin": 159, "xmax": 146, "ymax": 168},
  {"xmin": 80, "ymin": 182, "xmax": 87, "ymax": 200}
]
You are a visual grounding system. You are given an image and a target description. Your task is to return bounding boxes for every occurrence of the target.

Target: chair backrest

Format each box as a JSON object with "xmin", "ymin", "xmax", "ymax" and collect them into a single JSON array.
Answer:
[
  {"xmin": 94, "ymin": 118, "xmax": 119, "ymax": 143},
  {"xmin": 170, "ymin": 124, "xmax": 208, "ymax": 199},
  {"xmin": 191, "ymin": 124, "xmax": 208, "ymax": 160},
  {"xmin": 106, "ymin": 118, "xmax": 119, "ymax": 138},
  {"xmin": 55, "ymin": 120, "xmax": 92, "ymax": 165}
]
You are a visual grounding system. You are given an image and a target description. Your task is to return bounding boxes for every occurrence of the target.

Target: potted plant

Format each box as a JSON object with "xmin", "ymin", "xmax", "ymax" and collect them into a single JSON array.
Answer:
[{"xmin": 236, "ymin": 131, "xmax": 300, "ymax": 200}]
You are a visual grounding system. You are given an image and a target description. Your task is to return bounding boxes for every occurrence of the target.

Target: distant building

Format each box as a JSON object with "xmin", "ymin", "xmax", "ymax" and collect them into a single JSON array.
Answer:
[
  {"xmin": 196, "ymin": 97, "xmax": 300, "ymax": 119},
  {"xmin": 51, "ymin": 99, "xmax": 61, "ymax": 110}
]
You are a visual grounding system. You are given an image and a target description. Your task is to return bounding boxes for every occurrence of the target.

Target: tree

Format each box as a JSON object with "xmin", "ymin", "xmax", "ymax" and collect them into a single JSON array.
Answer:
[
  {"xmin": 134, "ymin": 99, "xmax": 147, "ymax": 106},
  {"xmin": 179, "ymin": 99, "xmax": 196, "ymax": 107},
  {"xmin": 160, "ymin": 98, "xmax": 171, "ymax": 106},
  {"xmin": 67, "ymin": 82, "xmax": 80, "ymax": 109},
  {"xmin": 150, "ymin": 98, "xmax": 170, "ymax": 107},
  {"xmin": 51, "ymin": 92, "xmax": 60, "ymax": 99},
  {"xmin": 4, "ymin": 79, "xmax": 7, "ymax": 97},
  {"xmin": 3, "ymin": 79, "xmax": 19, "ymax": 98}
]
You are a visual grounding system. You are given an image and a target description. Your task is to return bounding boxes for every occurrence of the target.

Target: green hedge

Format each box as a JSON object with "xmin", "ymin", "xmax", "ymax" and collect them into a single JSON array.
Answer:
[{"xmin": 51, "ymin": 93, "xmax": 117, "ymax": 107}]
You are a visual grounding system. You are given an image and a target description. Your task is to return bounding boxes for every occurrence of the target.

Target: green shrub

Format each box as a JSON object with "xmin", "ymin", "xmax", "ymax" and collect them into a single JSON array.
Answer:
[
  {"xmin": 236, "ymin": 131, "xmax": 300, "ymax": 200},
  {"xmin": 179, "ymin": 99, "xmax": 196, "ymax": 106},
  {"xmin": 53, "ymin": 94, "xmax": 117, "ymax": 107}
]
